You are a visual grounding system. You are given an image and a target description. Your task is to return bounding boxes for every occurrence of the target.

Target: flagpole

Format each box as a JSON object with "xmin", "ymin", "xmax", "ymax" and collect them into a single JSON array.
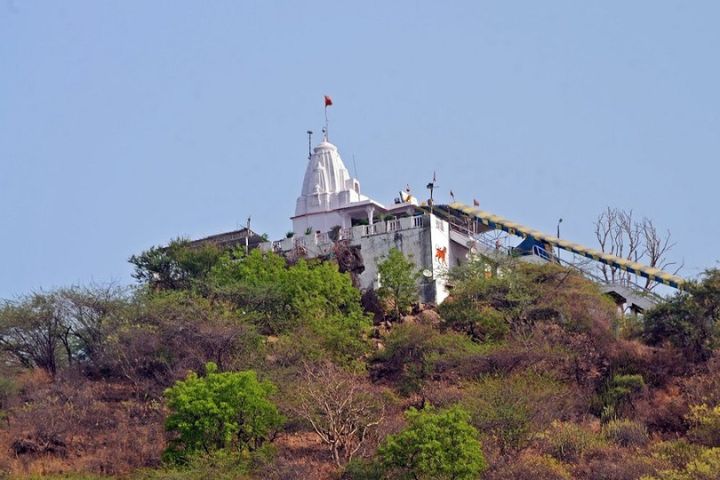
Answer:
[{"xmin": 324, "ymin": 105, "xmax": 329, "ymax": 140}]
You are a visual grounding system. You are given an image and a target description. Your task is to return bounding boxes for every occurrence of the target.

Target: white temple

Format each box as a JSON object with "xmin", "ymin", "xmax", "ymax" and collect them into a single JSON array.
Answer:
[
  {"xmin": 263, "ymin": 134, "xmax": 456, "ymax": 304},
  {"xmin": 292, "ymin": 137, "xmax": 418, "ymax": 236}
]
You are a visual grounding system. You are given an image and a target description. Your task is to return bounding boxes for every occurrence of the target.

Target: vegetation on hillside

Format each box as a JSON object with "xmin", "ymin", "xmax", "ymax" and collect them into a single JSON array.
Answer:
[{"xmin": 1, "ymin": 239, "xmax": 720, "ymax": 479}]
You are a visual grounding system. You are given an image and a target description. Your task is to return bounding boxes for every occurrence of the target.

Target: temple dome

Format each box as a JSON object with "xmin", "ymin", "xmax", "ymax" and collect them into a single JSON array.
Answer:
[{"xmin": 295, "ymin": 140, "xmax": 366, "ymax": 216}]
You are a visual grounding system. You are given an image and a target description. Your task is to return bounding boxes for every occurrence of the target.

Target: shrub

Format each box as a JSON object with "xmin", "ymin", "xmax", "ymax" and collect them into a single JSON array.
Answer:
[
  {"xmin": 164, "ymin": 363, "xmax": 284, "ymax": 462},
  {"xmin": 378, "ymin": 405, "xmax": 487, "ymax": 480},
  {"xmin": 643, "ymin": 447, "xmax": 720, "ymax": 480},
  {"xmin": 134, "ymin": 448, "xmax": 273, "ymax": 480},
  {"xmin": 438, "ymin": 300, "xmax": 508, "ymax": 342},
  {"xmin": 488, "ymin": 453, "xmax": 571, "ymax": 480},
  {"xmin": 370, "ymin": 323, "xmax": 492, "ymax": 395},
  {"xmin": 595, "ymin": 374, "xmax": 646, "ymax": 421},
  {"xmin": 643, "ymin": 269, "xmax": 720, "ymax": 364},
  {"xmin": 577, "ymin": 446, "xmax": 660, "ymax": 480},
  {"xmin": 343, "ymin": 458, "xmax": 384, "ymax": 480},
  {"xmin": 687, "ymin": 404, "xmax": 720, "ymax": 447},
  {"xmin": 651, "ymin": 440, "xmax": 704, "ymax": 470},
  {"xmin": 544, "ymin": 421, "xmax": 602, "ymax": 463},
  {"xmin": 603, "ymin": 419, "xmax": 649, "ymax": 447},
  {"xmin": 461, "ymin": 372, "xmax": 576, "ymax": 452},
  {"xmin": 0, "ymin": 377, "xmax": 16, "ymax": 421}
]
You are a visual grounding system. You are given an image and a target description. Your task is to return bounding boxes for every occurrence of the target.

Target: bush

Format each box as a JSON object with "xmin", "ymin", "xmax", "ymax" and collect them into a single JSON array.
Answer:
[
  {"xmin": 643, "ymin": 447, "xmax": 720, "ymax": 480},
  {"xmin": 134, "ymin": 448, "xmax": 273, "ymax": 480},
  {"xmin": 687, "ymin": 404, "xmax": 720, "ymax": 447},
  {"xmin": 544, "ymin": 421, "xmax": 602, "ymax": 463},
  {"xmin": 0, "ymin": 377, "xmax": 16, "ymax": 421},
  {"xmin": 378, "ymin": 405, "xmax": 487, "ymax": 480},
  {"xmin": 461, "ymin": 372, "xmax": 576, "ymax": 452},
  {"xmin": 603, "ymin": 419, "xmax": 649, "ymax": 447},
  {"xmin": 438, "ymin": 300, "xmax": 508, "ymax": 342},
  {"xmin": 370, "ymin": 323, "xmax": 492, "ymax": 395},
  {"xmin": 164, "ymin": 363, "xmax": 284, "ymax": 462},
  {"xmin": 643, "ymin": 269, "xmax": 720, "ymax": 364},
  {"xmin": 343, "ymin": 458, "xmax": 384, "ymax": 480},
  {"xmin": 595, "ymin": 374, "xmax": 646, "ymax": 421},
  {"xmin": 488, "ymin": 453, "xmax": 571, "ymax": 480},
  {"xmin": 651, "ymin": 440, "xmax": 704, "ymax": 470}
]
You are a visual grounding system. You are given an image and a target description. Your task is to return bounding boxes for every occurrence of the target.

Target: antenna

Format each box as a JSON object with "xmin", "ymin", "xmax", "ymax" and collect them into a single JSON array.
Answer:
[{"xmin": 306, "ymin": 130, "xmax": 313, "ymax": 159}]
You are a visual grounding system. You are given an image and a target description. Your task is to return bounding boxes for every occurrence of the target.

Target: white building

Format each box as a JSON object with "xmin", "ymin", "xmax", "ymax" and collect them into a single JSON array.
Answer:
[{"xmin": 260, "ymin": 135, "xmax": 481, "ymax": 305}]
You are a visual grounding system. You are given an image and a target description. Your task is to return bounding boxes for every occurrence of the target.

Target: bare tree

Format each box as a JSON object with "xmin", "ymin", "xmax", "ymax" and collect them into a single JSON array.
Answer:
[
  {"xmin": 293, "ymin": 361, "xmax": 384, "ymax": 467},
  {"xmin": 640, "ymin": 218, "xmax": 682, "ymax": 289},
  {"xmin": 594, "ymin": 207, "xmax": 681, "ymax": 290}
]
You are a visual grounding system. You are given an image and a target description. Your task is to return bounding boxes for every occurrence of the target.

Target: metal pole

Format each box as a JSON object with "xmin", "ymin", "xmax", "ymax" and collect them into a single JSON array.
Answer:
[
  {"xmin": 246, "ymin": 216, "xmax": 251, "ymax": 255},
  {"xmin": 306, "ymin": 130, "xmax": 313, "ymax": 159},
  {"xmin": 556, "ymin": 218, "xmax": 563, "ymax": 261}
]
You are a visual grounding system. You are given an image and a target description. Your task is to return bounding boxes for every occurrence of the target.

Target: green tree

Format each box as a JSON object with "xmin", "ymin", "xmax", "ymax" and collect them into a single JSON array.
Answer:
[
  {"xmin": 643, "ymin": 269, "xmax": 720, "ymax": 363},
  {"xmin": 130, "ymin": 239, "xmax": 222, "ymax": 291},
  {"xmin": 0, "ymin": 292, "xmax": 69, "ymax": 375},
  {"xmin": 377, "ymin": 249, "xmax": 418, "ymax": 321},
  {"xmin": 0, "ymin": 286, "xmax": 130, "ymax": 376},
  {"xmin": 209, "ymin": 249, "xmax": 371, "ymax": 362},
  {"xmin": 164, "ymin": 362, "xmax": 284, "ymax": 462},
  {"xmin": 379, "ymin": 406, "xmax": 487, "ymax": 480}
]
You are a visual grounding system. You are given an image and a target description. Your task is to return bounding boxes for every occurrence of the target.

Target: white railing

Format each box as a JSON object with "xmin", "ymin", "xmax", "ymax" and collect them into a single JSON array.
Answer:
[{"xmin": 387, "ymin": 219, "xmax": 401, "ymax": 232}]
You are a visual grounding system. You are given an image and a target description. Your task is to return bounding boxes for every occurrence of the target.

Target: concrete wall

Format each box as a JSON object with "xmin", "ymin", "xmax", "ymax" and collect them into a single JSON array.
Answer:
[{"xmin": 261, "ymin": 213, "xmax": 452, "ymax": 304}]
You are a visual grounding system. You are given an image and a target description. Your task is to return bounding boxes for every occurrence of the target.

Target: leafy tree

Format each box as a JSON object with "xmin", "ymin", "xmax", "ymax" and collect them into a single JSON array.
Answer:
[
  {"xmin": 377, "ymin": 248, "xmax": 418, "ymax": 321},
  {"xmin": 0, "ymin": 286, "xmax": 130, "ymax": 376},
  {"xmin": 130, "ymin": 239, "xmax": 222, "ymax": 291},
  {"xmin": 209, "ymin": 249, "xmax": 371, "ymax": 362},
  {"xmin": 378, "ymin": 405, "xmax": 487, "ymax": 480},
  {"xmin": 643, "ymin": 269, "xmax": 720, "ymax": 363},
  {"xmin": 164, "ymin": 362, "xmax": 284, "ymax": 462},
  {"xmin": 0, "ymin": 292, "xmax": 69, "ymax": 375}
]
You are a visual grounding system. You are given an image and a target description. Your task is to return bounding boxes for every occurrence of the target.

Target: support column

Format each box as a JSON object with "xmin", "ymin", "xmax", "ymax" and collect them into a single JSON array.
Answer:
[{"xmin": 366, "ymin": 206, "xmax": 375, "ymax": 225}]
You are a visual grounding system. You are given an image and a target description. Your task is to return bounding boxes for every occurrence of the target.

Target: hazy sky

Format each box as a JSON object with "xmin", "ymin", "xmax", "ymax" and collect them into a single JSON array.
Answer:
[{"xmin": 1, "ymin": 1, "xmax": 719, "ymax": 298}]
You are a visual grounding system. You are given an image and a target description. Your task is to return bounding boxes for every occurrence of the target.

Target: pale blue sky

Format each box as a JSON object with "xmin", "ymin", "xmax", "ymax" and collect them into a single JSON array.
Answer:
[{"xmin": 1, "ymin": 1, "xmax": 718, "ymax": 298}]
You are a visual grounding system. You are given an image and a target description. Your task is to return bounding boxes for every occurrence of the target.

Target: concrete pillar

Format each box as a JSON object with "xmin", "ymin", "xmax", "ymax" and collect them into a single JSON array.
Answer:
[{"xmin": 366, "ymin": 206, "xmax": 375, "ymax": 225}]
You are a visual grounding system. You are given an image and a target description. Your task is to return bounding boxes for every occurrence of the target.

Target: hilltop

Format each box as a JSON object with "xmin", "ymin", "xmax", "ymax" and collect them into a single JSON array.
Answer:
[{"xmin": 1, "ymin": 240, "xmax": 719, "ymax": 480}]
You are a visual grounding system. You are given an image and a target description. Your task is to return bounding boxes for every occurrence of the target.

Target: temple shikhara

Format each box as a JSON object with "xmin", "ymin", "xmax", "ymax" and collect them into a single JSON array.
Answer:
[{"xmin": 193, "ymin": 100, "xmax": 686, "ymax": 311}]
